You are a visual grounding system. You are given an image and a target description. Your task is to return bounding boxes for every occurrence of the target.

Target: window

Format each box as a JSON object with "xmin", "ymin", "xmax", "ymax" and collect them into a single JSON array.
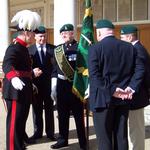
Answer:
[{"xmin": 78, "ymin": 0, "xmax": 148, "ymax": 24}]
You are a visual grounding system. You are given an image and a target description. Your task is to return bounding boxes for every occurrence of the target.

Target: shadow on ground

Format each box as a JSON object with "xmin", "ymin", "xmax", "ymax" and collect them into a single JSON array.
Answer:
[{"xmin": 26, "ymin": 126, "xmax": 97, "ymax": 150}]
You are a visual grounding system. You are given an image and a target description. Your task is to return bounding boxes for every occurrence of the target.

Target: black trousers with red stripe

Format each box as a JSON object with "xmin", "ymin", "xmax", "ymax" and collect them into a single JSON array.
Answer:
[{"xmin": 5, "ymin": 98, "xmax": 30, "ymax": 150}]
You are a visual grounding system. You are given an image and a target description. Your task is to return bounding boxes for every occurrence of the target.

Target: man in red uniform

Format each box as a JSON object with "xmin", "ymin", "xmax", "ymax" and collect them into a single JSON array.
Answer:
[{"xmin": 2, "ymin": 10, "xmax": 41, "ymax": 150}]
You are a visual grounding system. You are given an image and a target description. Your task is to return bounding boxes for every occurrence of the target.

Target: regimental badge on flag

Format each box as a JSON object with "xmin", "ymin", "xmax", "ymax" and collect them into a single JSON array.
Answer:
[{"xmin": 72, "ymin": 0, "xmax": 95, "ymax": 101}]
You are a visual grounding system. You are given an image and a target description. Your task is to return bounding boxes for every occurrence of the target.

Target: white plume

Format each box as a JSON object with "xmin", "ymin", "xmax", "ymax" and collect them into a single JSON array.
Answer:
[
  {"xmin": 27, "ymin": 12, "xmax": 41, "ymax": 31},
  {"xmin": 11, "ymin": 9, "xmax": 41, "ymax": 31}
]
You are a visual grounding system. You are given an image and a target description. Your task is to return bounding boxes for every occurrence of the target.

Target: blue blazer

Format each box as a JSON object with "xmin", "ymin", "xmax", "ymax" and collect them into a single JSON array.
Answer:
[
  {"xmin": 130, "ymin": 41, "xmax": 150, "ymax": 110},
  {"xmin": 28, "ymin": 43, "xmax": 55, "ymax": 92},
  {"xmin": 88, "ymin": 36, "xmax": 145, "ymax": 112}
]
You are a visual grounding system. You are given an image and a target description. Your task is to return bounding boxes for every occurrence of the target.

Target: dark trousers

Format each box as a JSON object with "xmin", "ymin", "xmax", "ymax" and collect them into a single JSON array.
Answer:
[
  {"xmin": 6, "ymin": 98, "xmax": 30, "ymax": 150},
  {"xmin": 57, "ymin": 79, "xmax": 87, "ymax": 149},
  {"xmin": 93, "ymin": 105, "xmax": 129, "ymax": 150},
  {"xmin": 32, "ymin": 87, "xmax": 54, "ymax": 137}
]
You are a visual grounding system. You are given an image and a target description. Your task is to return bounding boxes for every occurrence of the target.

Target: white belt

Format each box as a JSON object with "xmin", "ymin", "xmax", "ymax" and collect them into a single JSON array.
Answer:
[{"xmin": 58, "ymin": 74, "xmax": 67, "ymax": 80}]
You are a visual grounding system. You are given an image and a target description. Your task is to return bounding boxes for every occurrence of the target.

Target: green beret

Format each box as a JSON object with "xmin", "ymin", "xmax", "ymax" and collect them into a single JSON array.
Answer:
[
  {"xmin": 120, "ymin": 25, "xmax": 137, "ymax": 35},
  {"xmin": 35, "ymin": 26, "xmax": 46, "ymax": 34},
  {"xmin": 60, "ymin": 24, "xmax": 74, "ymax": 33},
  {"xmin": 96, "ymin": 19, "xmax": 114, "ymax": 29}
]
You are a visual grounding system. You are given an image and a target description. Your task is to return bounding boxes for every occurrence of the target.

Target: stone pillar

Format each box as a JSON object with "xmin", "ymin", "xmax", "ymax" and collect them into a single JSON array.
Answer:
[
  {"xmin": 148, "ymin": 0, "xmax": 150, "ymax": 19},
  {"xmin": 0, "ymin": 0, "xmax": 9, "ymax": 61},
  {"xmin": 54, "ymin": 0, "xmax": 77, "ymax": 45}
]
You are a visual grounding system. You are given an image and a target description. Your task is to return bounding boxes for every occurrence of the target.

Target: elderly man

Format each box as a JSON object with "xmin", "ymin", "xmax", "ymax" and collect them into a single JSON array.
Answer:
[
  {"xmin": 120, "ymin": 25, "xmax": 150, "ymax": 150},
  {"xmin": 2, "ymin": 10, "xmax": 41, "ymax": 150},
  {"xmin": 50, "ymin": 24, "xmax": 87, "ymax": 150},
  {"xmin": 88, "ymin": 19, "xmax": 145, "ymax": 150}
]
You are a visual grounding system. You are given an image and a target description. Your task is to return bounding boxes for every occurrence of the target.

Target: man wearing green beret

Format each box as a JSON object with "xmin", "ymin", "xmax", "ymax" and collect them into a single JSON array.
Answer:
[
  {"xmin": 120, "ymin": 25, "xmax": 150, "ymax": 150},
  {"xmin": 50, "ymin": 23, "xmax": 87, "ymax": 150},
  {"xmin": 59, "ymin": 23, "xmax": 74, "ymax": 33},
  {"xmin": 28, "ymin": 26, "xmax": 57, "ymax": 141},
  {"xmin": 88, "ymin": 19, "xmax": 145, "ymax": 150}
]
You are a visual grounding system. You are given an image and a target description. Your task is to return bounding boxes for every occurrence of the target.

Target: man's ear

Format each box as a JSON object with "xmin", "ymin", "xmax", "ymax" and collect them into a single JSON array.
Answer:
[
  {"xmin": 97, "ymin": 30, "xmax": 101, "ymax": 37},
  {"xmin": 128, "ymin": 35, "xmax": 133, "ymax": 42},
  {"xmin": 96, "ymin": 29, "xmax": 101, "ymax": 40}
]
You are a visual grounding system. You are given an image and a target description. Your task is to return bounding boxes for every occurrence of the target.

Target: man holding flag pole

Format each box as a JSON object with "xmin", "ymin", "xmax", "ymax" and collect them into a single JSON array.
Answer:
[
  {"xmin": 50, "ymin": 23, "xmax": 87, "ymax": 150},
  {"xmin": 50, "ymin": 3, "xmax": 94, "ymax": 148}
]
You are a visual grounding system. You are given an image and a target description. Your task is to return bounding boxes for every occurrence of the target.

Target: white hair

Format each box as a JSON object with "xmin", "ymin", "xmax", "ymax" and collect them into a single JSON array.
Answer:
[
  {"xmin": 97, "ymin": 28, "xmax": 114, "ymax": 41},
  {"xmin": 99, "ymin": 28, "xmax": 114, "ymax": 36},
  {"xmin": 11, "ymin": 10, "xmax": 41, "ymax": 31}
]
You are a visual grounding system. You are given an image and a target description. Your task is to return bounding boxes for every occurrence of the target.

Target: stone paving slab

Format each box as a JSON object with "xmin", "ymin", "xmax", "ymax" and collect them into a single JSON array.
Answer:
[{"xmin": 0, "ymin": 97, "xmax": 150, "ymax": 150}]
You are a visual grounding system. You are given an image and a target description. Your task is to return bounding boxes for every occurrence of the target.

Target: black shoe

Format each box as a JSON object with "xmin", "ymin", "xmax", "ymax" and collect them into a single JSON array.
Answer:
[
  {"xmin": 80, "ymin": 148, "xmax": 87, "ymax": 150},
  {"xmin": 29, "ymin": 134, "xmax": 42, "ymax": 140},
  {"xmin": 47, "ymin": 135, "xmax": 57, "ymax": 141},
  {"xmin": 50, "ymin": 140, "xmax": 68, "ymax": 149},
  {"xmin": 24, "ymin": 137, "xmax": 36, "ymax": 144},
  {"xmin": 22, "ymin": 143, "xmax": 27, "ymax": 150}
]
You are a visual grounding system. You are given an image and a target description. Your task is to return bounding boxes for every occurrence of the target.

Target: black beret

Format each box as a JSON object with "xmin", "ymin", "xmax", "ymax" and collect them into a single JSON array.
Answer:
[
  {"xmin": 120, "ymin": 25, "xmax": 137, "ymax": 35},
  {"xmin": 60, "ymin": 24, "xmax": 74, "ymax": 33},
  {"xmin": 34, "ymin": 26, "xmax": 46, "ymax": 34},
  {"xmin": 96, "ymin": 19, "xmax": 114, "ymax": 29}
]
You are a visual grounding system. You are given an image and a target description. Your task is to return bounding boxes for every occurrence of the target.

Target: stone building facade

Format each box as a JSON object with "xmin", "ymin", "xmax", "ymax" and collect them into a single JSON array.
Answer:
[{"xmin": 8, "ymin": 0, "xmax": 150, "ymax": 125}]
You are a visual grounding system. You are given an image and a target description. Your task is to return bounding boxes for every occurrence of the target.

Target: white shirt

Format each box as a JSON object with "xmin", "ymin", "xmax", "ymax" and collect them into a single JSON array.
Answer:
[
  {"xmin": 132, "ymin": 40, "xmax": 139, "ymax": 46},
  {"xmin": 36, "ymin": 43, "xmax": 46, "ymax": 63}
]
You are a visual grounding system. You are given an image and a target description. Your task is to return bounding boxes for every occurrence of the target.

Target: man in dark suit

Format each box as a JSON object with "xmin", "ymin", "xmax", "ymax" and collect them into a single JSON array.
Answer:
[
  {"xmin": 88, "ymin": 19, "xmax": 145, "ymax": 150},
  {"xmin": 50, "ymin": 24, "xmax": 87, "ymax": 150},
  {"xmin": 28, "ymin": 26, "xmax": 56, "ymax": 141},
  {"xmin": 120, "ymin": 25, "xmax": 150, "ymax": 150}
]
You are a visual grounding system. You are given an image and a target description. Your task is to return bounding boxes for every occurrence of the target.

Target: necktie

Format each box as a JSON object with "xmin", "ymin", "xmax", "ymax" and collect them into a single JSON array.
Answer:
[{"xmin": 40, "ymin": 45, "xmax": 45, "ymax": 64}]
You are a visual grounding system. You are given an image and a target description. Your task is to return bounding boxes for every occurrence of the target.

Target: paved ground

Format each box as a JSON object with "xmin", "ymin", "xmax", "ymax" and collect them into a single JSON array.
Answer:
[{"xmin": 0, "ymin": 97, "xmax": 150, "ymax": 150}]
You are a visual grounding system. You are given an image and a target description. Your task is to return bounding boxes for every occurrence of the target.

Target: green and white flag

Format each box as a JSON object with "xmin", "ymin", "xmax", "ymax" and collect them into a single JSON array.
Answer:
[{"xmin": 72, "ymin": 0, "xmax": 94, "ymax": 101}]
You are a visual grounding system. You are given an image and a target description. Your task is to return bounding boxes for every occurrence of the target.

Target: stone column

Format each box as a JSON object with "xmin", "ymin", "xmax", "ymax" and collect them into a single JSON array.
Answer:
[
  {"xmin": 54, "ymin": 0, "xmax": 77, "ymax": 45},
  {"xmin": 148, "ymin": 0, "xmax": 150, "ymax": 19},
  {"xmin": 0, "ymin": 0, "xmax": 9, "ymax": 61}
]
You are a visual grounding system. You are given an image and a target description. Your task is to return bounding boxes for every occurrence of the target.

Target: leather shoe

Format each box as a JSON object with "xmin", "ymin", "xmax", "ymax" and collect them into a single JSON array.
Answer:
[
  {"xmin": 80, "ymin": 148, "xmax": 87, "ymax": 150},
  {"xmin": 22, "ymin": 143, "xmax": 26, "ymax": 150},
  {"xmin": 80, "ymin": 145, "xmax": 87, "ymax": 150},
  {"xmin": 29, "ymin": 134, "xmax": 42, "ymax": 140},
  {"xmin": 47, "ymin": 135, "xmax": 57, "ymax": 141},
  {"xmin": 24, "ymin": 137, "xmax": 36, "ymax": 144},
  {"xmin": 50, "ymin": 140, "xmax": 68, "ymax": 149}
]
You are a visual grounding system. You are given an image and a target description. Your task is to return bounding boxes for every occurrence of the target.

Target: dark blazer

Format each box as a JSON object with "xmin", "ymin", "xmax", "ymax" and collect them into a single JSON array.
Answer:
[
  {"xmin": 130, "ymin": 41, "xmax": 150, "ymax": 110},
  {"xmin": 28, "ymin": 43, "xmax": 55, "ymax": 91},
  {"xmin": 88, "ymin": 36, "xmax": 145, "ymax": 112}
]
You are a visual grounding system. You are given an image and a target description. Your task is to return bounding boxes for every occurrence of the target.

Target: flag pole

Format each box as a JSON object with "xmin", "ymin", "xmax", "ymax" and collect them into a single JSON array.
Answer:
[
  {"xmin": 85, "ymin": 100, "xmax": 89, "ymax": 150},
  {"xmin": 72, "ymin": 0, "xmax": 94, "ymax": 148}
]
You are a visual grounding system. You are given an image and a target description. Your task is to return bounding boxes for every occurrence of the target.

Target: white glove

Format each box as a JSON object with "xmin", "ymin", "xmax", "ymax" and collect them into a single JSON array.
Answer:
[
  {"xmin": 11, "ymin": 77, "xmax": 25, "ymax": 90},
  {"xmin": 51, "ymin": 77, "xmax": 57, "ymax": 101},
  {"xmin": 84, "ymin": 84, "xmax": 89, "ymax": 99}
]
